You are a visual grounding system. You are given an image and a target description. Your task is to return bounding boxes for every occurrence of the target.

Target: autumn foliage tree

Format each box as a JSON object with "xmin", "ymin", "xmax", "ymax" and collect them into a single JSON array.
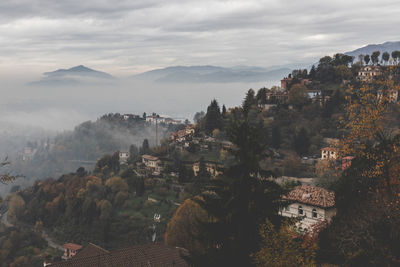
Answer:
[{"xmin": 165, "ymin": 197, "xmax": 208, "ymax": 255}]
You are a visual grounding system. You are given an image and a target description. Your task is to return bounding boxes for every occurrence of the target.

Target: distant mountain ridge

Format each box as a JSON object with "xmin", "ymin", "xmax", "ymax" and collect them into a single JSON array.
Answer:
[
  {"xmin": 133, "ymin": 65, "xmax": 291, "ymax": 83},
  {"xmin": 30, "ymin": 65, "xmax": 115, "ymax": 86},
  {"xmin": 345, "ymin": 41, "xmax": 400, "ymax": 58}
]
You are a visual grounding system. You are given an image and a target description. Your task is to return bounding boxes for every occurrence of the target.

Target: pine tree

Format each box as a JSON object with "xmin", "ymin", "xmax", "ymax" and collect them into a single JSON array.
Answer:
[
  {"xmin": 205, "ymin": 99, "xmax": 222, "ymax": 134},
  {"xmin": 194, "ymin": 118, "xmax": 284, "ymax": 266},
  {"xmin": 242, "ymin": 89, "xmax": 257, "ymax": 115}
]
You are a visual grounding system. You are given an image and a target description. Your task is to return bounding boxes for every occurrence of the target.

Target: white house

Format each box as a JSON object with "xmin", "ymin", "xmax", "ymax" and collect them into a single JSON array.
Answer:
[
  {"xmin": 119, "ymin": 151, "xmax": 130, "ymax": 164},
  {"xmin": 321, "ymin": 147, "xmax": 337, "ymax": 160},
  {"xmin": 280, "ymin": 185, "xmax": 336, "ymax": 231}
]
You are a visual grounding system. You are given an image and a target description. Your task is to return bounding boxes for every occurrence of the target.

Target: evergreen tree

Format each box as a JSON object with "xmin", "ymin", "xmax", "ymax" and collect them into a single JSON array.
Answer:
[
  {"xmin": 293, "ymin": 127, "xmax": 310, "ymax": 156},
  {"xmin": 128, "ymin": 144, "xmax": 139, "ymax": 163},
  {"xmin": 242, "ymin": 89, "xmax": 257, "ymax": 115},
  {"xmin": 193, "ymin": 118, "xmax": 284, "ymax": 266},
  {"xmin": 205, "ymin": 99, "xmax": 223, "ymax": 134},
  {"xmin": 222, "ymin": 105, "xmax": 227, "ymax": 118},
  {"xmin": 364, "ymin": 54, "xmax": 371, "ymax": 65},
  {"xmin": 271, "ymin": 125, "xmax": 281, "ymax": 149},
  {"xmin": 140, "ymin": 139, "xmax": 150, "ymax": 155}
]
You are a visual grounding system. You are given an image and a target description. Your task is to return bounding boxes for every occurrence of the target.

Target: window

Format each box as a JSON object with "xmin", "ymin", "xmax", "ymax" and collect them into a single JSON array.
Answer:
[
  {"xmin": 312, "ymin": 209, "xmax": 317, "ymax": 218},
  {"xmin": 298, "ymin": 205, "xmax": 303, "ymax": 215}
]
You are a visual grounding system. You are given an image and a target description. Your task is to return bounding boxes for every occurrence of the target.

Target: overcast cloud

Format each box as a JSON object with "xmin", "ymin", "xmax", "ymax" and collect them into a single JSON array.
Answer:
[{"xmin": 0, "ymin": 0, "xmax": 399, "ymax": 77}]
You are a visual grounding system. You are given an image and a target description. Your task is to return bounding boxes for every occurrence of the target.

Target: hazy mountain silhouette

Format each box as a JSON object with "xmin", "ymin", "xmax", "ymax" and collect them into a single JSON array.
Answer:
[
  {"xmin": 30, "ymin": 65, "xmax": 115, "ymax": 86},
  {"xmin": 345, "ymin": 41, "xmax": 400, "ymax": 58},
  {"xmin": 133, "ymin": 65, "xmax": 291, "ymax": 83}
]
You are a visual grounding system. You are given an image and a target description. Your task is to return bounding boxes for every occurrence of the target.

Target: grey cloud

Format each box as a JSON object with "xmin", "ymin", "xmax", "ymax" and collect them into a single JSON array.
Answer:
[{"xmin": 0, "ymin": 0, "xmax": 400, "ymax": 76}]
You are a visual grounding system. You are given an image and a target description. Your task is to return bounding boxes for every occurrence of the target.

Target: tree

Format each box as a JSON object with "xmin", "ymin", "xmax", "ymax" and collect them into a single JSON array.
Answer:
[
  {"xmin": 105, "ymin": 176, "xmax": 128, "ymax": 193},
  {"xmin": 382, "ymin": 51, "xmax": 390, "ymax": 65},
  {"xmin": 391, "ymin": 50, "xmax": 400, "ymax": 64},
  {"xmin": 364, "ymin": 54, "xmax": 370, "ymax": 65},
  {"xmin": 288, "ymin": 84, "xmax": 309, "ymax": 109},
  {"xmin": 319, "ymin": 137, "xmax": 400, "ymax": 266},
  {"xmin": 243, "ymin": 89, "xmax": 257, "ymax": 114},
  {"xmin": 8, "ymin": 195, "xmax": 26, "ymax": 220},
  {"xmin": 371, "ymin": 51, "xmax": 380, "ymax": 65},
  {"xmin": 99, "ymin": 200, "xmax": 112, "ymax": 220},
  {"xmin": 193, "ymin": 111, "xmax": 205, "ymax": 123},
  {"xmin": 252, "ymin": 219, "xmax": 317, "ymax": 267},
  {"xmin": 256, "ymin": 88, "xmax": 267, "ymax": 106},
  {"xmin": 204, "ymin": 99, "xmax": 223, "ymax": 134},
  {"xmin": 128, "ymin": 144, "xmax": 139, "ymax": 163},
  {"xmin": 194, "ymin": 118, "xmax": 284, "ymax": 266},
  {"xmin": 271, "ymin": 125, "xmax": 281, "ymax": 149},
  {"xmin": 1, "ymin": 158, "xmax": 23, "ymax": 184},
  {"xmin": 293, "ymin": 127, "xmax": 310, "ymax": 156},
  {"xmin": 136, "ymin": 177, "xmax": 145, "ymax": 196},
  {"xmin": 222, "ymin": 105, "xmax": 227, "ymax": 118},
  {"xmin": 165, "ymin": 197, "xmax": 208, "ymax": 255},
  {"xmin": 140, "ymin": 139, "xmax": 150, "ymax": 155}
]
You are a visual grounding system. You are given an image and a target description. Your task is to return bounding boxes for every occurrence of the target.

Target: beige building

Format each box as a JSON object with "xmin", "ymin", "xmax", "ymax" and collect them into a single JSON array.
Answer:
[
  {"xmin": 280, "ymin": 185, "xmax": 336, "ymax": 231},
  {"xmin": 142, "ymin": 155, "xmax": 162, "ymax": 172},
  {"xmin": 321, "ymin": 147, "xmax": 337, "ymax": 160},
  {"xmin": 358, "ymin": 65, "xmax": 382, "ymax": 81}
]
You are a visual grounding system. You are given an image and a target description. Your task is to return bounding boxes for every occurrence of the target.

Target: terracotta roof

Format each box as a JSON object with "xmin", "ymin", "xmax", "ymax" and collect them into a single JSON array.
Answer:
[
  {"xmin": 49, "ymin": 243, "xmax": 189, "ymax": 267},
  {"xmin": 64, "ymin": 243, "xmax": 83, "ymax": 251},
  {"xmin": 142, "ymin": 155, "xmax": 159, "ymax": 161},
  {"xmin": 283, "ymin": 185, "xmax": 335, "ymax": 208},
  {"xmin": 73, "ymin": 243, "xmax": 109, "ymax": 260}
]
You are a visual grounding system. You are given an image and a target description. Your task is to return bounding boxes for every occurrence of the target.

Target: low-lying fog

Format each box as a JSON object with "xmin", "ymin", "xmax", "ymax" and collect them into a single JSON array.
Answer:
[
  {"xmin": 0, "ymin": 79, "xmax": 276, "ymax": 131},
  {"xmin": 0, "ymin": 78, "xmax": 277, "ymax": 195}
]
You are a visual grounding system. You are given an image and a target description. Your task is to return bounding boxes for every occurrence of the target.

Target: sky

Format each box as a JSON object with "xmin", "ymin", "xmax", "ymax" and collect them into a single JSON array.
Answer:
[{"xmin": 0, "ymin": 0, "xmax": 400, "ymax": 78}]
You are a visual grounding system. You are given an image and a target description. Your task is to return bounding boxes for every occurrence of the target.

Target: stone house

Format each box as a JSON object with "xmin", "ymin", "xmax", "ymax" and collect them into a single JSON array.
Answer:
[{"xmin": 280, "ymin": 185, "xmax": 336, "ymax": 231}]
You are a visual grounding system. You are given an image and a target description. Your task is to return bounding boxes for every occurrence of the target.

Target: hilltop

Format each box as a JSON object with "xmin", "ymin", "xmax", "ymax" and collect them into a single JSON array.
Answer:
[{"xmin": 29, "ymin": 65, "xmax": 115, "ymax": 86}]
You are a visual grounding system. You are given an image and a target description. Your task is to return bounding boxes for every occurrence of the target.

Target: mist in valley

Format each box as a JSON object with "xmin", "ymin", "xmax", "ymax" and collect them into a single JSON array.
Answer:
[{"xmin": 0, "ymin": 77, "xmax": 277, "ymax": 195}]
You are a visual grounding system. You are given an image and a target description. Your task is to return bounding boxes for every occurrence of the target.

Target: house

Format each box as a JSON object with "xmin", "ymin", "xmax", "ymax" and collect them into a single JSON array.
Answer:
[
  {"xmin": 119, "ymin": 151, "xmax": 130, "ymax": 164},
  {"xmin": 48, "ymin": 243, "xmax": 189, "ymax": 267},
  {"xmin": 280, "ymin": 185, "xmax": 336, "ymax": 231},
  {"xmin": 142, "ymin": 155, "xmax": 162, "ymax": 172},
  {"xmin": 146, "ymin": 115, "xmax": 166, "ymax": 124},
  {"xmin": 341, "ymin": 156, "xmax": 354, "ymax": 171},
  {"xmin": 358, "ymin": 65, "xmax": 382, "ymax": 81},
  {"xmin": 321, "ymin": 147, "xmax": 337, "ymax": 160},
  {"xmin": 281, "ymin": 77, "xmax": 293, "ymax": 89},
  {"xmin": 193, "ymin": 161, "xmax": 223, "ymax": 178},
  {"xmin": 62, "ymin": 243, "xmax": 82, "ymax": 260}
]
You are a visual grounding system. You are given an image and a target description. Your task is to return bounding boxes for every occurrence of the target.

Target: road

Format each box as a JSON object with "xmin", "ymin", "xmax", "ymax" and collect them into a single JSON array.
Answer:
[{"xmin": 0, "ymin": 204, "xmax": 64, "ymax": 251}]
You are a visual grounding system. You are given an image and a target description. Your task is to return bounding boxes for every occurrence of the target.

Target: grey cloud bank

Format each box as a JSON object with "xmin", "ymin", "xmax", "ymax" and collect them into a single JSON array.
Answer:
[{"xmin": 0, "ymin": 0, "xmax": 400, "ymax": 77}]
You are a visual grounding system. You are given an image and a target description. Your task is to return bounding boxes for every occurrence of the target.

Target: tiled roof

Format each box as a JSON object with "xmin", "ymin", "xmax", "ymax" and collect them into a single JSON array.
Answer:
[
  {"xmin": 73, "ymin": 243, "xmax": 109, "ymax": 260},
  {"xmin": 64, "ymin": 243, "xmax": 83, "ymax": 251},
  {"xmin": 283, "ymin": 185, "xmax": 335, "ymax": 208},
  {"xmin": 49, "ymin": 243, "xmax": 189, "ymax": 267},
  {"xmin": 142, "ymin": 155, "xmax": 159, "ymax": 161}
]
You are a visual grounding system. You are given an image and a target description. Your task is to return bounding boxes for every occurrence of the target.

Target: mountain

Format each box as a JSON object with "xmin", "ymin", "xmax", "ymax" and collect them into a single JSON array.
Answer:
[
  {"xmin": 29, "ymin": 65, "xmax": 115, "ymax": 86},
  {"xmin": 345, "ymin": 41, "xmax": 400, "ymax": 58},
  {"xmin": 133, "ymin": 65, "xmax": 291, "ymax": 83}
]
